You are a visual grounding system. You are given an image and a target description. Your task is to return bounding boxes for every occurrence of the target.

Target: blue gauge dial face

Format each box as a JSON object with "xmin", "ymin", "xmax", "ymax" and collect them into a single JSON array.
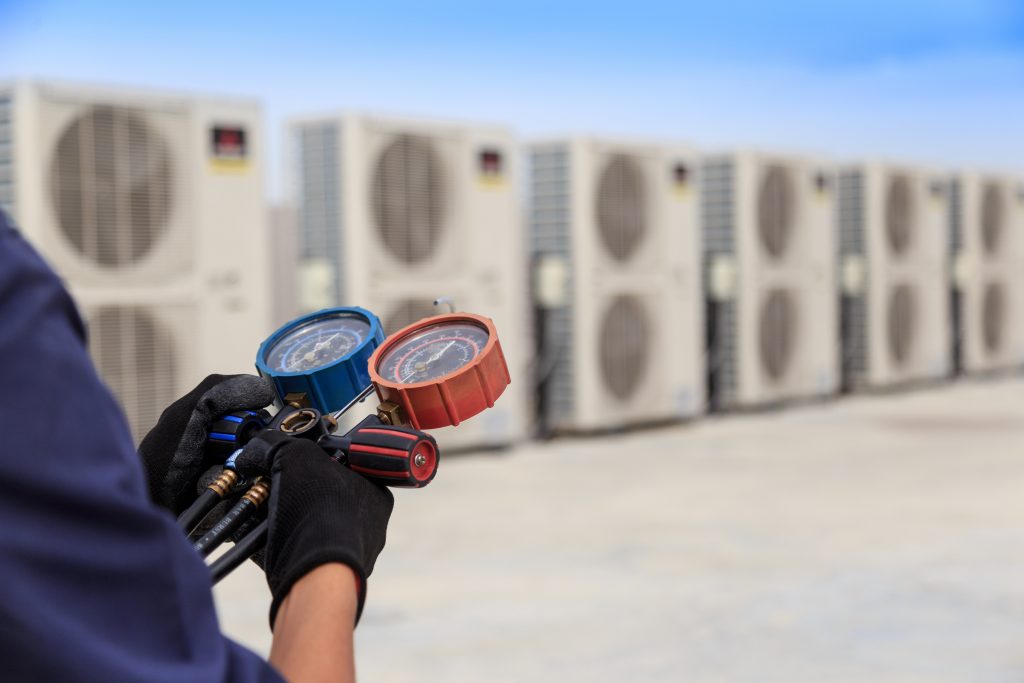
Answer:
[{"xmin": 265, "ymin": 314, "xmax": 371, "ymax": 373}]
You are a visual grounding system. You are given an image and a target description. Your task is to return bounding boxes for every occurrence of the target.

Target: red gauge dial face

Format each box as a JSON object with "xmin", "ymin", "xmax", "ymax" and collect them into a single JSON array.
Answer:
[{"xmin": 376, "ymin": 321, "xmax": 489, "ymax": 385}]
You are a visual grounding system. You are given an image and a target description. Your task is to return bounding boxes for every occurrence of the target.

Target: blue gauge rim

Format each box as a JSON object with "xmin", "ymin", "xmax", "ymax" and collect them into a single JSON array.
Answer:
[{"xmin": 255, "ymin": 306, "xmax": 383, "ymax": 379}]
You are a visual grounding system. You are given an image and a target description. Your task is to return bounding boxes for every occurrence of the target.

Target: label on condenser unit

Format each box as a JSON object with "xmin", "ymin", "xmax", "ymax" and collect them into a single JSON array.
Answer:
[
  {"xmin": 209, "ymin": 125, "xmax": 249, "ymax": 173},
  {"xmin": 477, "ymin": 148, "xmax": 505, "ymax": 190}
]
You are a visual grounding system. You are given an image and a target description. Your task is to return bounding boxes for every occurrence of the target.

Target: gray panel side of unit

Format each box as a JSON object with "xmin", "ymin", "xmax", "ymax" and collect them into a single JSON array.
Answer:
[
  {"xmin": 529, "ymin": 145, "xmax": 574, "ymax": 421},
  {"xmin": 295, "ymin": 122, "xmax": 343, "ymax": 306},
  {"xmin": 0, "ymin": 94, "xmax": 15, "ymax": 219},
  {"xmin": 837, "ymin": 169, "xmax": 868, "ymax": 382},
  {"xmin": 701, "ymin": 158, "xmax": 737, "ymax": 402}
]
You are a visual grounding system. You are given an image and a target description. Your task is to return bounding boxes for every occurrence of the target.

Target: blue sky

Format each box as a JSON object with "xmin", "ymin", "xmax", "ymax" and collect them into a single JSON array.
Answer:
[{"xmin": 2, "ymin": 0, "xmax": 1022, "ymax": 199}]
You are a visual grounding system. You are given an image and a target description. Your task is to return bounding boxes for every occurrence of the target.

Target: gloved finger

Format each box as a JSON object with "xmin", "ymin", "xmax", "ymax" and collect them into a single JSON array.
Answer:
[
  {"xmin": 161, "ymin": 375, "xmax": 275, "ymax": 511},
  {"xmin": 233, "ymin": 430, "xmax": 302, "ymax": 481},
  {"xmin": 139, "ymin": 374, "xmax": 238, "ymax": 502}
]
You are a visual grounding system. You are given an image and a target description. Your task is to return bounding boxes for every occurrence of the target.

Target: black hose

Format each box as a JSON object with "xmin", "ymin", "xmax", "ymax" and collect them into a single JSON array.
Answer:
[
  {"xmin": 193, "ymin": 498, "xmax": 257, "ymax": 558},
  {"xmin": 209, "ymin": 520, "xmax": 269, "ymax": 584},
  {"xmin": 177, "ymin": 489, "xmax": 221, "ymax": 535}
]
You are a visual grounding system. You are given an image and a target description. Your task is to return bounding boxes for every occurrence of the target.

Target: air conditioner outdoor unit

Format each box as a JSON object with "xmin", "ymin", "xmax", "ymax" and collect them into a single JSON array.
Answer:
[
  {"xmin": 290, "ymin": 113, "xmax": 528, "ymax": 451},
  {"xmin": 838, "ymin": 162, "xmax": 950, "ymax": 389},
  {"xmin": 0, "ymin": 81, "xmax": 270, "ymax": 439},
  {"xmin": 702, "ymin": 150, "xmax": 838, "ymax": 409},
  {"xmin": 528, "ymin": 137, "xmax": 703, "ymax": 432},
  {"xmin": 950, "ymin": 173, "xmax": 1024, "ymax": 374}
]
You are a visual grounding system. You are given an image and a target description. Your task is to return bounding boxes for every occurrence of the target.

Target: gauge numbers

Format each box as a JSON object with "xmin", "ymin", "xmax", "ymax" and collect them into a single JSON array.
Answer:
[
  {"xmin": 377, "ymin": 322, "xmax": 489, "ymax": 384},
  {"xmin": 265, "ymin": 315, "xmax": 371, "ymax": 373}
]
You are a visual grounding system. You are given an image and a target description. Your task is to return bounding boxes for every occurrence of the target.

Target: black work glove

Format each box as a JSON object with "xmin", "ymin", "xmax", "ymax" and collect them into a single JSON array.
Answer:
[
  {"xmin": 236, "ymin": 431, "xmax": 394, "ymax": 627},
  {"xmin": 138, "ymin": 374, "xmax": 275, "ymax": 514}
]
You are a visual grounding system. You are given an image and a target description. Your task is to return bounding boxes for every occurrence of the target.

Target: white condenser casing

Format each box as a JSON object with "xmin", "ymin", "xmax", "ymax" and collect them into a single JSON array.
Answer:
[
  {"xmin": 290, "ymin": 113, "xmax": 528, "ymax": 451},
  {"xmin": 838, "ymin": 162, "xmax": 951, "ymax": 388},
  {"xmin": 529, "ymin": 138, "xmax": 703, "ymax": 432},
  {"xmin": 702, "ymin": 150, "xmax": 838, "ymax": 409},
  {"xmin": 0, "ymin": 81, "xmax": 270, "ymax": 440},
  {"xmin": 950, "ymin": 173, "xmax": 1024, "ymax": 374}
]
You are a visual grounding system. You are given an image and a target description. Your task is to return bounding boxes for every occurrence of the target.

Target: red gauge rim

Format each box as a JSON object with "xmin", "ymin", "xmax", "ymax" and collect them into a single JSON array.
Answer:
[{"xmin": 368, "ymin": 312, "xmax": 510, "ymax": 429}]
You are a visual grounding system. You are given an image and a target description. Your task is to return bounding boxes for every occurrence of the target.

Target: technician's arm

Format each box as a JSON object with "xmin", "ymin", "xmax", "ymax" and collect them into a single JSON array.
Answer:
[
  {"xmin": 0, "ymin": 213, "xmax": 282, "ymax": 682},
  {"xmin": 270, "ymin": 563, "xmax": 359, "ymax": 683}
]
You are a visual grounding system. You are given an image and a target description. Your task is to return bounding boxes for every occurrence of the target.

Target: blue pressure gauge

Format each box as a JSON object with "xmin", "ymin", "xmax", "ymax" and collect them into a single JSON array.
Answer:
[{"xmin": 255, "ymin": 307, "xmax": 385, "ymax": 414}]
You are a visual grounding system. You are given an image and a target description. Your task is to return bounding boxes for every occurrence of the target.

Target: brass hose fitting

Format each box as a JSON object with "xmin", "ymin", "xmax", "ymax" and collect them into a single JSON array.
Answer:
[
  {"xmin": 242, "ymin": 476, "xmax": 271, "ymax": 506},
  {"xmin": 207, "ymin": 469, "xmax": 238, "ymax": 497}
]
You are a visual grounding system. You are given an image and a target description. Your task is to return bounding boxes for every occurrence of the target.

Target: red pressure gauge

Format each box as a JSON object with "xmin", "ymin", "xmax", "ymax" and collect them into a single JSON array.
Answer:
[{"xmin": 368, "ymin": 313, "xmax": 511, "ymax": 430}]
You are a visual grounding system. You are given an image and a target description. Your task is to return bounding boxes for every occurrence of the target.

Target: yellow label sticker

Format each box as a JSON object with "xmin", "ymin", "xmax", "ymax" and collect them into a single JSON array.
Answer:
[{"xmin": 210, "ymin": 157, "xmax": 250, "ymax": 174}]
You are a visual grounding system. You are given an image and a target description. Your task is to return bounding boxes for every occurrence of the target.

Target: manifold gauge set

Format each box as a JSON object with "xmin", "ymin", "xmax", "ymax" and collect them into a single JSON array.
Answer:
[{"xmin": 179, "ymin": 304, "xmax": 511, "ymax": 581}]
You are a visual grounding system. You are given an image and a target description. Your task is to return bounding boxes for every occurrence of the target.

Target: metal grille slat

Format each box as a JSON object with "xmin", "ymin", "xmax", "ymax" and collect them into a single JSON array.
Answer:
[{"xmin": 0, "ymin": 95, "xmax": 13, "ymax": 217}]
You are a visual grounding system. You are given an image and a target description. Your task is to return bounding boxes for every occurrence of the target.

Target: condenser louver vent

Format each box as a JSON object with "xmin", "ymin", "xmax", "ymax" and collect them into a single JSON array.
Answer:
[
  {"xmin": 886, "ymin": 175, "xmax": 914, "ymax": 257},
  {"xmin": 49, "ymin": 105, "xmax": 173, "ymax": 268},
  {"xmin": 599, "ymin": 295, "xmax": 650, "ymax": 401},
  {"xmin": 371, "ymin": 134, "xmax": 445, "ymax": 265},
  {"xmin": 759, "ymin": 288, "xmax": 797, "ymax": 381},
  {"xmin": 982, "ymin": 282, "xmax": 1006, "ymax": 354},
  {"xmin": 384, "ymin": 299, "xmax": 438, "ymax": 336},
  {"xmin": 887, "ymin": 284, "xmax": 917, "ymax": 367},
  {"xmin": 89, "ymin": 306, "xmax": 178, "ymax": 441},
  {"xmin": 757, "ymin": 165, "xmax": 794, "ymax": 259},
  {"xmin": 595, "ymin": 154, "xmax": 647, "ymax": 262},
  {"xmin": 981, "ymin": 183, "xmax": 1005, "ymax": 256}
]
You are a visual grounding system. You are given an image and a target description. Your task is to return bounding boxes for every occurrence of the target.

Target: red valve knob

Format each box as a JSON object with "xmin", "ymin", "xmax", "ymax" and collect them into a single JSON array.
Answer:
[{"xmin": 345, "ymin": 425, "xmax": 439, "ymax": 488}]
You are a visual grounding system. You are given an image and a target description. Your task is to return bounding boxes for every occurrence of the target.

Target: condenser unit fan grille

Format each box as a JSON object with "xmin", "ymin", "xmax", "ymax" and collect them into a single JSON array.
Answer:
[
  {"xmin": 757, "ymin": 165, "xmax": 795, "ymax": 259},
  {"xmin": 371, "ymin": 134, "xmax": 445, "ymax": 265},
  {"xmin": 980, "ymin": 183, "xmax": 1005, "ymax": 257},
  {"xmin": 50, "ymin": 105, "xmax": 174, "ymax": 268},
  {"xmin": 886, "ymin": 284, "xmax": 918, "ymax": 366},
  {"xmin": 384, "ymin": 299, "xmax": 438, "ymax": 336},
  {"xmin": 982, "ymin": 281, "xmax": 1007, "ymax": 354},
  {"xmin": 885, "ymin": 174, "xmax": 914, "ymax": 257},
  {"xmin": 599, "ymin": 295, "xmax": 650, "ymax": 401},
  {"xmin": 595, "ymin": 154, "xmax": 646, "ymax": 262},
  {"xmin": 89, "ymin": 306, "xmax": 178, "ymax": 442},
  {"xmin": 759, "ymin": 289, "xmax": 797, "ymax": 381}
]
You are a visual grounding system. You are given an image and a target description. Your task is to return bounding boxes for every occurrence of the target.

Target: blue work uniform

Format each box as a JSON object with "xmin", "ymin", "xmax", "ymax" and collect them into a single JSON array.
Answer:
[{"xmin": 0, "ymin": 210, "xmax": 283, "ymax": 682}]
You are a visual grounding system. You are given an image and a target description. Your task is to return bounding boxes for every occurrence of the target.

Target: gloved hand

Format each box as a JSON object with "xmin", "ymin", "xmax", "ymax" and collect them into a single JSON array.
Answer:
[
  {"xmin": 138, "ymin": 374, "xmax": 276, "ymax": 514},
  {"xmin": 236, "ymin": 430, "xmax": 394, "ymax": 627}
]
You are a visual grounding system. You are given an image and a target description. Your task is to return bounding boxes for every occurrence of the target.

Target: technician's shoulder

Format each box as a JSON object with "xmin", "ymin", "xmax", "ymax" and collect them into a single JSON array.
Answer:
[{"xmin": 0, "ymin": 209, "xmax": 87, "ymax": 342}]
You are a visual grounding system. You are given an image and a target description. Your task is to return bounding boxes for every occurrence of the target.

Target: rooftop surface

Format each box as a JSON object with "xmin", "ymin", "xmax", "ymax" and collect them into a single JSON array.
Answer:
[{"xmin": 216, "ymin": 375, "xmax": 1024, "ymax": 682}]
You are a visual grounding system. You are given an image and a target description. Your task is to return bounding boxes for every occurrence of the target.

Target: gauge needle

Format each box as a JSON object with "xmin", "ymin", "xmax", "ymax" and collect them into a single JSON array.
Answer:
[
  {"xmin": 399, "ymin": 341, "xmax": 456, "ymax": 383},
  {"xmin": 303, "ymin": 333, "xmax": 340, "ymax": 363},
  {"xmin": 426, "ymin": 341, "xmax": 456, "ymax": 365},
  {"xmin": 315, "ymin": 333, "xmax": 339, "ymax": 351}
]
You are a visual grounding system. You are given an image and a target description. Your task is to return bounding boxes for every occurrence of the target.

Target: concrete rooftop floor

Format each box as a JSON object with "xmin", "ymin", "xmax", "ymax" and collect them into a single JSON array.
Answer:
[{"xmin": 215, "ymin": 376, "xmax": 1024, "ymax": 682}]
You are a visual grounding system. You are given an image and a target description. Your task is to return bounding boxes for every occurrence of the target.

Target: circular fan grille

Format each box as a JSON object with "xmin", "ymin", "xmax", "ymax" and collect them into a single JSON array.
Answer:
[
  {"xmin": 371, "ymin": 135, "xmax": 445, "ymax": 265},
  {"xmin": 980, "ymin": 183, "xmax": 1005, "ymax": 257},
  {"xmin": 384, "ymin": 299, "xmax": 438, "ymax": 336},
  {"xmin": 759, "ymin": 289, "xmax": 797, "ymax": 381},
  {"xmin": 599, "ymin": 296, "xmax": 650, "ymax": 401},
  {"xmin": 757, "ymin": 165, "xmax": 795, "ymax": 259},
  {"xmin": 886, "ymin": 284, "xmax": 918, "ymax": 366},
  {"xmin": 885, "ymin": 174, "xmax": 914, "ymax": 257},
  {"xmin": 88, "ymin": 306, "xmax": 177, "ymax": 443},
  {"xmin": 50, "ymin": 105, "xmax": 173, "ymax": 268},
  {"xmin": 982, "ymin": 282, "xmax": 1007, "ymax": 354},
  {"xmin": 595, "ymin": 155, "xmax": 647, "ymax": 262}
]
